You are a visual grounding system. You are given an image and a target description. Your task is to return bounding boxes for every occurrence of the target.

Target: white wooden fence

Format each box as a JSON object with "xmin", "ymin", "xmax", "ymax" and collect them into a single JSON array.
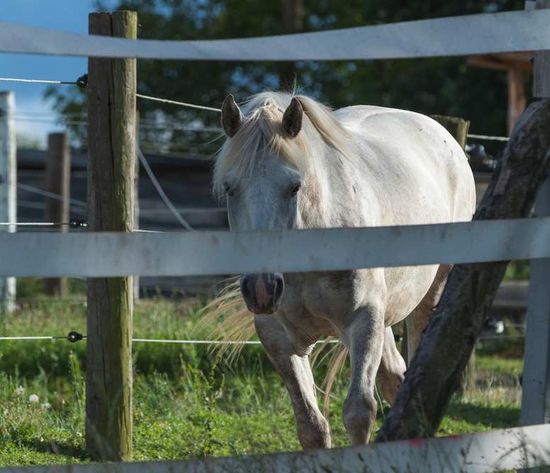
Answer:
[
  {"xmin": 2, "ymin": 425, "xmax": 550, "ymax": 473},
  {"xmin": 0, "ymin": 10, "xmax": 549, "ymax": 60},
  {"xmin": 0, "ymin": 217, "xmax": 549, "ymax": 277},
  {"xmin": 1, "ymin": 5, "xmax": 550, "ymax": 472}
]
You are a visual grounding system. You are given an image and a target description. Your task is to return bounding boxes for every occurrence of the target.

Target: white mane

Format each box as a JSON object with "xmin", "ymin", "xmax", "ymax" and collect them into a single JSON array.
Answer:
[{"xmin": 212, "ymin": 92, "xmax": 352, "ymax": 200}]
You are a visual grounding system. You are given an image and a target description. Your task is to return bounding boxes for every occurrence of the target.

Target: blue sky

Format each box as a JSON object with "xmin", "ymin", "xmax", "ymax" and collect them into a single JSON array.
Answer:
[{"xmin": 0, "ymin": 0, "xmax": 116, "ymax": 145}]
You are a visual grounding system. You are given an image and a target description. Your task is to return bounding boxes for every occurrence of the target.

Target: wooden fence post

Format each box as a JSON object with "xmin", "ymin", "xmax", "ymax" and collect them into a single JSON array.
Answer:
[
  {"xmin": 0, "ymin": 91, "xmax": 16, "ymax": 314},
  {"xmin": 431, "ymin": 115, "xmax": 470, "ymax": 148},
  {"xmin": 133, "ymin": 112, "xmax": 140, "ymax": 301},
  {"xmin": 520, "ymin": 0, "xmax": 550, "ymax": 437},
  {"xmin": 44, "ymin": 132, "xmax": 70, "ymax": 296},
  {"xmin": 85, "ymin": 11, "xmax": 136, "ymax": 461},
  {"xmin": 431, "ymin": 114, "xmax": 476, "ymax": 392}
]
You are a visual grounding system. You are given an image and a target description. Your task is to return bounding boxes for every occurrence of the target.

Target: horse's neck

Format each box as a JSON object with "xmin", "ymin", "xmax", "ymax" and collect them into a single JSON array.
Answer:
[{"xmin": 299, "ymin": 145, "xmax": 373, "ymax": 230}]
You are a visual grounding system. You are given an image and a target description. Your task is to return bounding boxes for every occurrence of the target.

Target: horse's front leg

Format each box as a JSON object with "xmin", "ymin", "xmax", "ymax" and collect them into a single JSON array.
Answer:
[
  {"xmin": 255, "ymin": 314, "xmax": 331, "ymax": 449},
  {"xmin": 342, "ymin": 304, "xmax": 385, "ymax": 445}
]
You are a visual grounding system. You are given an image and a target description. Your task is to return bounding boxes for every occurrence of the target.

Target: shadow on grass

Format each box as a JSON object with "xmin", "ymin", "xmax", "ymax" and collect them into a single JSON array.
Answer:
[
  {"xmin": 447, "ymin": 401, "xmax": 519, "ymax": 429},
  {"xmin": 11, "ymin": 436, "xmax": 88, "ymax": 462}
]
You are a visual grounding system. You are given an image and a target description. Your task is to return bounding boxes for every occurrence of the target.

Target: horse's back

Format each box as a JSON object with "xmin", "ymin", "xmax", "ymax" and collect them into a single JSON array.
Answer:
[
  {"xmin": 335, "ymin": 105, "xmax": 476, "ymax": 224},
  {"xmin": 332, "ymin": 105, "xmax": 476, "ymax": 324}
]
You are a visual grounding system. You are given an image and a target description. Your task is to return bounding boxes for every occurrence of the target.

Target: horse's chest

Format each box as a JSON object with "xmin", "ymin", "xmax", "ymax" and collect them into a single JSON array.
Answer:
[{"xmin": 284, "ymin": 271, "xmax": 362, "ymax": 322}]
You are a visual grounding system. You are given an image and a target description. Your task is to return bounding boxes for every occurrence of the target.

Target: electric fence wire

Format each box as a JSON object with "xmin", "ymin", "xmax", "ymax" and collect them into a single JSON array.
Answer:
[
  {"xmin": 137, "ymin": 147, "xmax": 193, "ymax": 230},
  {"xmin": 0, "ymin": 76, "xmax": 511, "ymax": 142}
]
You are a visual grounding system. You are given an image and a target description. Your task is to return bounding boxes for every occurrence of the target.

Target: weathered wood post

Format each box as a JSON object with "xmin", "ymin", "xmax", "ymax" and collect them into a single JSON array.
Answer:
[
  {"xmin": 0, "ymin": 91, "xmax": 16, "ymax": 314},
  {"xmin": 44, "ymin": 132, "xmax": 70, "ymax": 296},
  {"xmin": 86, "ymin": 11, "xmax": 136, "ymax": 461},
  {"xmin": 520, "ymin": 0, "xmax": 550, "ymax": 438},
  {"xmin": 431, "ymin": 115, "xmax": 469, "ymax": 148},
  {"xmin": 133, "ymin": 112, "xmax": 140, "ymax": 301},
  {"xmin": 429, "ymin": 114, "xmax": 476, "ymax": 392}
]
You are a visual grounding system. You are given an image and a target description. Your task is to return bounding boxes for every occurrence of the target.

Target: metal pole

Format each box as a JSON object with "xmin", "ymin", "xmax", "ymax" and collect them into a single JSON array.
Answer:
[{"xmin": 0, "ymin": 91, "xmax": 16, "ymax": 313}]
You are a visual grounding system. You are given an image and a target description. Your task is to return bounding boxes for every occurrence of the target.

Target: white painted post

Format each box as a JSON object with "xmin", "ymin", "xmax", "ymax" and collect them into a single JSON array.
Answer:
[
  {"xmin": 0, "ymin": 91, "xmax": 16, "ymax": 314},
  {"xmin": 520, "ymin": 0, "xmax": 550, "ymax": 449},
  {"xmin": 521, "ymin": 181, "xmax": 550, "ymax": 426}
]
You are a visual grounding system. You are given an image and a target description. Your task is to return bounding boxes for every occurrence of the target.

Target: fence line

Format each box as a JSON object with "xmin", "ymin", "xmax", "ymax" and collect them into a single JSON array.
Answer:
[
  {"xmin": 0, "ymin": 335, "xmax": 263, "ymax": 345},
  {"xmin": 137, "ymin": 93, "xmax": 221, "ymax": 112},
  {"xmin": 0, "ymin": 75, "xmax": 513, "ymax": 145},
  {"xmin": 17, "ymin": 182, "xmax": 86, "ymax": 208},
  {"xmin": 0, "ymin": 334, "xmax": 520, "ymax": 344},
  {"xmin": 0, "ymin": 216, "xmax": 548, "ymax": 278},
  {"xmin": 466, "ymin": 133, "xmax": 509, "ymax": 142},
  {"xmin": 0, "ymin": 221, "xmax": 83, "ymax": 227},
  {"xmin": 137, "ymin": 148, "xmax": 193, "ymax": 230},
  {"xmin": 12, "ymin": 116, "xmax": 220, "ymax": 134},
  {"xmin": 1, "ymin": 10, "xmax": 549, "ymax": 61},
  {"xmin": 0, "ymin": 77, "xmax": 77, "ymax": 85},
  {"xmin": 2, "ymin": 423, "xmax": 549, "ymax": 473}
]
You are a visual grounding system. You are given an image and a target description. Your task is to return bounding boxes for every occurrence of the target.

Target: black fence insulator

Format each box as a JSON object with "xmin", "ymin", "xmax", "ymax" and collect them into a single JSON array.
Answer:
[
  {"xmin": 76, "ymin": 74, "xmax": 88, "ymax": 89},
  {"xmin": 70, "ymin": 219, "xmax": 88, "ymax": 228},
  {"xmin": 67, "ymin": 331, "xmax": 85, "ymax": 343}
]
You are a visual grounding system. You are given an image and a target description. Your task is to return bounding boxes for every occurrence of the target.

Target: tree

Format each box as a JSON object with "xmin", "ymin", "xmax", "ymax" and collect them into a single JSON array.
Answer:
[{"xmin": 47, "ymin": 0, "xmax": 525, "ymax": 154}]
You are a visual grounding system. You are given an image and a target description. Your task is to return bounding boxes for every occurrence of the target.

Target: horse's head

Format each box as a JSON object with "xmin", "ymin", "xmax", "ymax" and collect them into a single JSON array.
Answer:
[{"xmin": 215, "ymin": 94, "xmax": 307, "ymax": 314}]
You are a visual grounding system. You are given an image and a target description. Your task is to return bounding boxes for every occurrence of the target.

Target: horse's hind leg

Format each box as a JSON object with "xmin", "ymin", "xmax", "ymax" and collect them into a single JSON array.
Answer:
[
  {"xmin": 254, "ymin": 314, "xmax": 331, "ymax": 449},
  {"xmin": 406, "ymin": 264, "xmax": 451, "ymax": 361},
  {"xmin": 376, "ymin": 327, "xmax": 406, "ymax": 404}
]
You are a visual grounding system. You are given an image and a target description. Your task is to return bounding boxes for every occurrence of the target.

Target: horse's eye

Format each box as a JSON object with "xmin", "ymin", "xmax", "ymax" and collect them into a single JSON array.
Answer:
[
  {"xmin": 289, "ymin": 182, "xmax": 301, "ymax": 197},
  {"xmin": 224, "ymin": 183, "xmax": 234, "ymax": 197}
]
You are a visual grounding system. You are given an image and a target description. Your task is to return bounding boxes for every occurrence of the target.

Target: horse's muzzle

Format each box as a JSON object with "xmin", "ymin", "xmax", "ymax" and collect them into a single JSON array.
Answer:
[{"xmin": 240, "ymin": 273, "xmax": 284, "ymax": 314}]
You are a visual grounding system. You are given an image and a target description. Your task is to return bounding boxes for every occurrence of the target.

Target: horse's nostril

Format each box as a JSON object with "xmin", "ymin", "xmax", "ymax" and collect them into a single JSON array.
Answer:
[
  {"xmin": 273, "ymin": 274, "xmax": 285, "ymax": 303},
  {"xmin": 240, "ymin": 276, "xmax": 253, "ymax": 301}
]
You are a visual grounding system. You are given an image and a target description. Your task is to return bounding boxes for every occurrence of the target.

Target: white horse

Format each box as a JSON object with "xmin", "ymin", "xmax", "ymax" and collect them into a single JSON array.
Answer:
[{"xmin": 213, "ymin": 92, "xmax": 476, "ymax": 448}]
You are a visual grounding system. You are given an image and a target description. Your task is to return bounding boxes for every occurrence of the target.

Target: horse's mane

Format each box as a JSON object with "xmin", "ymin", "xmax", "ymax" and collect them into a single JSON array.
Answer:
[{"xmin": 212, "ymin": 92, "xmax": 351, "ymax": 199}]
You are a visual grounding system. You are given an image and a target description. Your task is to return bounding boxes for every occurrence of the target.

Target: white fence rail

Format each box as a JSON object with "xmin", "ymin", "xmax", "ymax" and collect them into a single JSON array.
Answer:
[
  {"xmin": 2, "ymin": 6, "xmax": 550, "ymax": 473},
  {"xmin": 3, "ymin": 424, "xmax": 550, "ymax": 473},
  {"xmin": 0, "ymin": 217, "xmax": 549, "ymax": 277},
  {"xmin": 0, "ymin": 10, "xmax": 549, "ymax": 60}
]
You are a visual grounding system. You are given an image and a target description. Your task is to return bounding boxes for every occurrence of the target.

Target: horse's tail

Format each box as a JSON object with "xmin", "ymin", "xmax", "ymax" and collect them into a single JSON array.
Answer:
[{"xmin": 198, "ymin": 279, "xmax": 348, "ymax": 415}]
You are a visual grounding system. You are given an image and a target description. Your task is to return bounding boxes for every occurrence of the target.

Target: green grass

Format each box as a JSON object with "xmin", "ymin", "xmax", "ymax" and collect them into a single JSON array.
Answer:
[{"xmin": 0, "ymin": 298, "xmax": 523, "ymax": 467}]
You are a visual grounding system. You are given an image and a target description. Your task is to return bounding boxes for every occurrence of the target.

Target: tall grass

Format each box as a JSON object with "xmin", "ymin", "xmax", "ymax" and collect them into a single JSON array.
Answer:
[{"xmin": 0, "ymin": 297, "xmax": 523, "ymax": 467}]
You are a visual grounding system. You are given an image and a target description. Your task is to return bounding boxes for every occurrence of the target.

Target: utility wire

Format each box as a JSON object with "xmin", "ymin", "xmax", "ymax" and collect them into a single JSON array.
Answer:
[
  {"xmin": 17, "ymin": 183, "xmax": 87, "ymax": 208},
  {"xmin": 0, "ymin": 77, "xmax": 78, "ymax": 85},
  {"xmin": 0, "ymin": 221, "xmax": 87, "ymax": 228},
  {"xmin": 0, "ymin": 76, "xmax": 221, "ymax": 113},
  {"xmin": 467, "ymin": 133, "xmax": 509, "ymax": 142},
  {"xmin": 137, "ymin": 93, "xmax": 221, "ymax": 113},
  {"xmin": 137, "ymin": 147, "xmax": 193, "ymax": 231},
  {"xmin": 13, "ymin": 115, "xmax": 221, "ymax": 133},
  {"xmin": 0, "ymin": 333, "xmax": 340, "ymax": 345},
  {"xmin": 0, "ymin": 76, "xmax": 512, "ymax": 141}
]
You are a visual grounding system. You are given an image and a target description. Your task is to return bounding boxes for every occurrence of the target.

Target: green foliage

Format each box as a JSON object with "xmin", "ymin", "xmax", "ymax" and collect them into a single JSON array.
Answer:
[
  {"xmin": 0, "ymin": 299, "xmax": 523, "ymax": 467},
  {"xmin": 16, "ymin": 278, "xmax": 86, "ymax": 299},
  {"xmin": 504, "ymin": 260, "xmax": 530, "ymax": 281},
  {"xmin": 48, "ymin": 0, "xmax": 525, "ymax": 153}
]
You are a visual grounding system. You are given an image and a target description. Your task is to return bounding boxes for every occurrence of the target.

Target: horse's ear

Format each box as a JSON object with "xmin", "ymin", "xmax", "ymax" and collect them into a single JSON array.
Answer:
[
  {"xmin": 221, "ymin": 94, "xmax": 243, "ymax": 137},
  {"xmin": 282, "ymin": 98, "xmax": 303, "ymax": 138}
]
